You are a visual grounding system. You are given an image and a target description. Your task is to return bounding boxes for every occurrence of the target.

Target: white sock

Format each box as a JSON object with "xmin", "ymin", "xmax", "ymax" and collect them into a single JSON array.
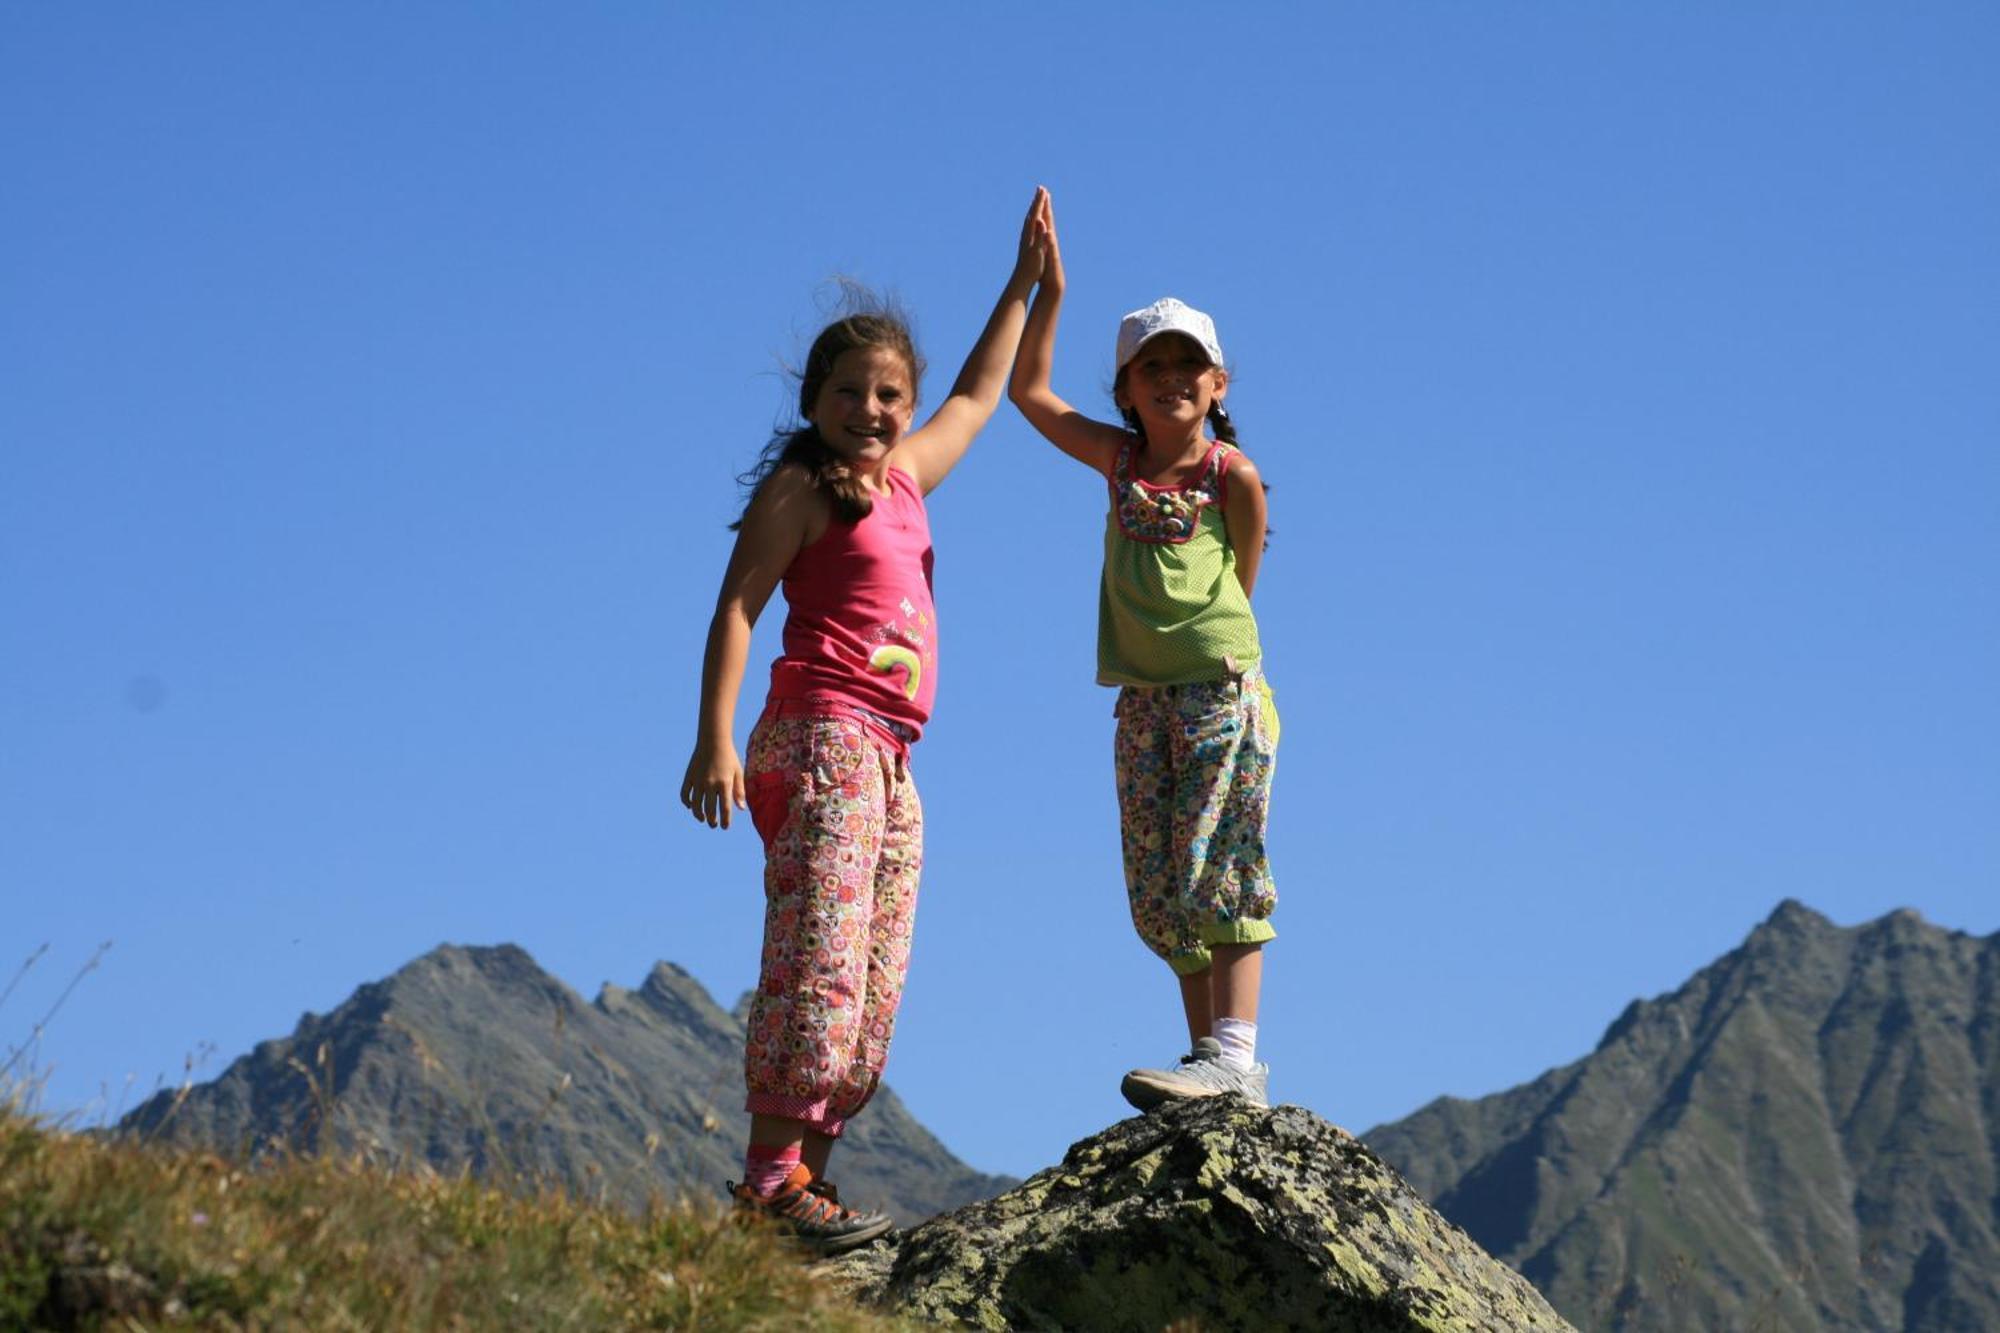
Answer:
[{"xmin": 1213, "ymin": 1016, "xmax": 1258, "ymax": 1070}]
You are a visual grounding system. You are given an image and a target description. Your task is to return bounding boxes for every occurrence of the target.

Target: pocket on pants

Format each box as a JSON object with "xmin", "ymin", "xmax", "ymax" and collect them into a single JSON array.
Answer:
[
  {"xmin": 748, "ymin": 770, "xmax": 792, "ymax": 849},
  {"xmin": 807, "ymin": 722, "xmax": 871, "ymax": 794},
  {"xmin": 1253, "ymin": 676, "xmax": 1280, "ymax": 750}
]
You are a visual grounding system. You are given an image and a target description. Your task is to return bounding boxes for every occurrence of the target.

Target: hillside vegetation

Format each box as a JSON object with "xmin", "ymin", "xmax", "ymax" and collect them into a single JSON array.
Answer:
[{"xmin": 0, "ymin": 1103, "xmax": 904, "ymax": 1331}]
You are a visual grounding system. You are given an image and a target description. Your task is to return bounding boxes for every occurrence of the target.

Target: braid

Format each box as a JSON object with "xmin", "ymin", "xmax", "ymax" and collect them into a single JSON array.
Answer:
[
  {"xmin": 1207, "ymin": 402, "xmax": 1271, "ymax": 550},
  {"xmin": 811, "ymin": 454, "xmax": 874, "ymax": 524},
  {"xmin": 1207, "ymin": 401, "xmax": 1238, "ymax": 444},
  {"xmin": 730, "ymin": 427, "xmax": 872, "ymax": 531}
]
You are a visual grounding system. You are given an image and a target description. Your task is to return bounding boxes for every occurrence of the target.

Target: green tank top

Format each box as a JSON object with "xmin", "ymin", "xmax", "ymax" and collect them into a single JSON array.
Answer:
[{"xmin": 1097, "ymin": 439, "xmax": 1263, "ymax": 686}]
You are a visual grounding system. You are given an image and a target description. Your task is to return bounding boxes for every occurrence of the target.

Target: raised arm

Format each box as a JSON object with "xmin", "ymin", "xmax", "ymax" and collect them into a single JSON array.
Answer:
[
  {"xmin": 679, "ymin": 467, "xmax": 819, "ymax": 829},
  {"xmin": 897, "ymin": 187, "xmax": 1049, "ymax": 494},
  {"xmin": 1007, "ymin": 191, "xmax": 1128, "ymax": 477}
]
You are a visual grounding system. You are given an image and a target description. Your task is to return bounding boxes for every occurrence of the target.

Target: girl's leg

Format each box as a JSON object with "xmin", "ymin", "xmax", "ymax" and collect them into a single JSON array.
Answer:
[
  {"xmin": 1178, "ymin": 970, "xmax": 1212, "ymax": 1048},
  {"xmin": 751, "ymin": 1115, "xmax": 809, "ymax": 1151},
  {"xmin": 1177, "ymin": 674, "xmax": 1277, "ymax": 1008},
  {"xmin": 1209, "ymin": 941, "xmax": 1262, "ymax": 1023},
  {"xmin": 800, "ymin": 1126, "xmax": 837, "ymax": 1179},
  {"xmin": 741, "ymin": 716, "xmax": 885, "ymax": 1139},
  {"xmin": 1114, "ymin": 688, "xmax": 1208, "ymax": 980},
  {"xmin": 825, "ymin": 751, "xmax": 922, "ymax": 1126},
  {"xmin": 730, "ymin": 714, "xmax": 894, "ymax": 1250},
  {"xmin": 1192, "ymin": 675, "xmax": 1277, "ymax": 1077},
  {"xmin": 1123, "ymin": 676, "xmax": 1276, "ymax": 1107}
]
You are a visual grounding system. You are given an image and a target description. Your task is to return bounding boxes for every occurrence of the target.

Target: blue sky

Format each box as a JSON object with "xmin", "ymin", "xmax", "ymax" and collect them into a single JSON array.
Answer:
[{"xmin": 5, "ymin": 5, "xmax": 1995, "ymax": 1180}]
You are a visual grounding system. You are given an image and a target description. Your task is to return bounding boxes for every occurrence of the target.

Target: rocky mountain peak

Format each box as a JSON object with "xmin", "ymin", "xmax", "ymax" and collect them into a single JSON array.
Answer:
[
  {"xmin": 628, "ymin": 960, "xmax": 739, "ymax": 1033},
  {"xmin": 119, "ymin": 943, "xmax": 1009, "ymax": 1225},
  {"xmin": 1367, "ymin": 902, "xmax": 2000, "ymax": 1331},
  {"xmin": 1758, "ymin": 896, "xmax": 1835, "ymax": 935}
]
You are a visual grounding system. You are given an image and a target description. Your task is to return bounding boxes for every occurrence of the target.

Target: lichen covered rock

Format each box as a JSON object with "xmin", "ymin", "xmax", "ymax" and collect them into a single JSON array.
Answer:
[{"xmin": 823, "ymin": 1097, "xmax": 1573, "ymax": 1332}]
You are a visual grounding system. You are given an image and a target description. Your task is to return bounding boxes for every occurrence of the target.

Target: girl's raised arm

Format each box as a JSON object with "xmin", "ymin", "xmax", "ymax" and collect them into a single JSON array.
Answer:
[
  {"xmin": 897, "ymin": 187, "xmax": 1049, "ymax": 494},
  {"xmin": 679, "ymin": 468, "xmax": 818, "ymax": 829},
  {"xmin": 1007, "ymin": 192, "xmax": 1127, "ymax": 477}
]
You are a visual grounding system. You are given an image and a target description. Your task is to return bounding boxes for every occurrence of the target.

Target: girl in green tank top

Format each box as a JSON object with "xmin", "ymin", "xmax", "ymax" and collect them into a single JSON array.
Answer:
[{"xmin": 1008, "ymin": 191, "xmax": 1282, "ymax": 1112}]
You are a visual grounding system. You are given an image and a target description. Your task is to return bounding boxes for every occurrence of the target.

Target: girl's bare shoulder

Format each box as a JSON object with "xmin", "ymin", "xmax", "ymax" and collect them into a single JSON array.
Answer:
[
  {"xmin": 1222, "ymin": 446, "xmax": 1261, "ymax": 476},
  {"xmin": 741, "ymin": 462, "xmax": 834, "ymax": 543}
]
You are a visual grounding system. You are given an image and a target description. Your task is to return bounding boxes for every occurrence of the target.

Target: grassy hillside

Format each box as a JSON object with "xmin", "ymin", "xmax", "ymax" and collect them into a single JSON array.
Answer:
[{"xmin": 0, "ymin": 1103, "xmax": 906, "ymax": 1331}]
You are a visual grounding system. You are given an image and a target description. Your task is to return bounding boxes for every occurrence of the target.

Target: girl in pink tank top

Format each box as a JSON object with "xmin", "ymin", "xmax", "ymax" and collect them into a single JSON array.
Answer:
[{"xmin": 676, "ymin": 188, "xmax": 1055, "ymax": 1252}]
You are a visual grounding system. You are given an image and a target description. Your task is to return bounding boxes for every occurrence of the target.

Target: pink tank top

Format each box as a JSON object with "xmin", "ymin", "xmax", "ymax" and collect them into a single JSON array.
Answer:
[{"xmin": 766, "ymin": 466, "xmax": 938, "ymax": 741}]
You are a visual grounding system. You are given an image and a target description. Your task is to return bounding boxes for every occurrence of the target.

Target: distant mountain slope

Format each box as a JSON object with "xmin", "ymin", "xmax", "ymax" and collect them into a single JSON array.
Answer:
[
  {"xmin": 1366, "ymin": 901, "xmax": 2000, "ymax": 1332},
  {"xmin": 119, "ymin": 944, "xmax": 1012, "ymax": 1225}
]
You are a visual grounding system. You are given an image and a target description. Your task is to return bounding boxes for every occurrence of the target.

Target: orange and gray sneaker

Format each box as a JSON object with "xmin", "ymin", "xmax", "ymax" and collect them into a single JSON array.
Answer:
[{"xmin": 727, "ymin": 1163, "xmax": 894, "ymax": 1255}]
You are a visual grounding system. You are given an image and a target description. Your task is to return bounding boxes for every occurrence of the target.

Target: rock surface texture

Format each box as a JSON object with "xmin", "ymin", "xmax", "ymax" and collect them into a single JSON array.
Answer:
[{"xmin": 823, "ymin": 1096, "xmax": 1573, "ymax": 1332}]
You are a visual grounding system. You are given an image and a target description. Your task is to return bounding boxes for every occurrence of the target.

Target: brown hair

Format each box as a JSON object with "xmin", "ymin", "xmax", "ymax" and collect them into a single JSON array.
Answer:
[{"xmin": 732, "ymin": 304, "xmax": 925, "ymax": 531}]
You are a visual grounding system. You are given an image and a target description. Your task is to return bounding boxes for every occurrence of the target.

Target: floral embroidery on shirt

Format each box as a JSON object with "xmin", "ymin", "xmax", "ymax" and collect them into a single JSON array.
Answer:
[{"xmin": 1111, "ymin": 441, "xmax": 1234, "ymax": 545}]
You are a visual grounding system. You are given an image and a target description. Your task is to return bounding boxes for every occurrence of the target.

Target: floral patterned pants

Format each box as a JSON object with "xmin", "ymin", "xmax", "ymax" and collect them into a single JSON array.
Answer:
[
  {"xmin": 741, "ymin": 706, "xmax": 921, "ymax": 1136},
  {"xmin": 1114, "ymin": 671, "xmax": 1279, "ymax": 976}
]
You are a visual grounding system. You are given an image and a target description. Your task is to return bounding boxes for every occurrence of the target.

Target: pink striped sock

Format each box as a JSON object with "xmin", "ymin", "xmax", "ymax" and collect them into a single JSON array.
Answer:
[{"xmin": 743, "ymin": 1142, "xmax": 802, "ymax": 1199}]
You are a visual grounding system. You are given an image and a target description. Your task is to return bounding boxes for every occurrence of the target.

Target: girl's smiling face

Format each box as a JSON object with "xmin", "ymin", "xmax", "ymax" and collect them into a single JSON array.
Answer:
[
  {"xmin": 808, "ymin": 345, "xmax": 917, "ymax": 466},
  {"xmin": 1116, "ymin": 332, "xmax": 1228, "ymax": 433}
]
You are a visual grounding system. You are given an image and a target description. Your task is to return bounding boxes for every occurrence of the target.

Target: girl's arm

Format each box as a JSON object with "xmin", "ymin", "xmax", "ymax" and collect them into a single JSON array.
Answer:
[
  {"xmin": 1222, "ymin": 451, "xmax": 1268, "ymax": 598},
  {"xmin": 897, "ymin": 187, "xmax": 1050, "ymax": 495},
  {"xmin": 679, "ymin": 467, "xmax": 820, "ymax": 829},
  {"xmin": 1007, "ymin": 191, "xmax": 1128, "ymax": 477}
]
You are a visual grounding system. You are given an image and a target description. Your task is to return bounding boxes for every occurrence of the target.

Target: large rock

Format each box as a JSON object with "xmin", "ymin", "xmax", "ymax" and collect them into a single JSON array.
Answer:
[{"xmin": 823, "ymin": 1097, "xmax": 1573, "ymax": 1332}]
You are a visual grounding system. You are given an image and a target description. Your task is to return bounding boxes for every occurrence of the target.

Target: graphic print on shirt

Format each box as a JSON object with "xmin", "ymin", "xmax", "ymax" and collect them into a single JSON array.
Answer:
[{"xmin": 865, "ymin": 596, "xmax": 932, "ymax": 701}]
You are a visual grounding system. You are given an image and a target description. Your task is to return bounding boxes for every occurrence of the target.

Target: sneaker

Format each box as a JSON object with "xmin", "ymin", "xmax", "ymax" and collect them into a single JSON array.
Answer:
[
  {"xmin": 1121, "ymin": 1036, "xmax": 1270, "ymax": 1110},
  {"xmin": 727, "ymin": 1163, "xmax": 894, "ymax": 1254}
]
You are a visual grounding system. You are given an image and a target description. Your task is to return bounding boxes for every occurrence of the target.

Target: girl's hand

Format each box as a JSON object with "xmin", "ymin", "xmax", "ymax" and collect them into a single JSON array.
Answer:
[
  {"xmin": 894, "ymin": 186, "xmax": 1047, "ymax": 493},
  {"xmin": 1031, "ymin": 188, "xmax": 1063, "ymax": 292},
  {"xmin": 1007, "ymin": 189, "xmax": 1125, "ymax": 474},
  {"xmin": 681, "ymin": 739, "xmax": 747, "ymax": 830},
  {"xmin": 1009, "ymin": 186, "xmax": 1051, "ymax": 291}
]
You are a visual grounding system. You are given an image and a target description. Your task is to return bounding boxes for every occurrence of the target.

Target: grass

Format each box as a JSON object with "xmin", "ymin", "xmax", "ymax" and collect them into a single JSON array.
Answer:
[{"xmin": 0, "ymin": 1101, "xmax": 911, "ymax": 1331}]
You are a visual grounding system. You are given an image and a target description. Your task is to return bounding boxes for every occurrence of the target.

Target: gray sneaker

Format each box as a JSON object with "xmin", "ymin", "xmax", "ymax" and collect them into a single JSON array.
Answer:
[{"xmin": 1120, "ymin": 1037, "xmax": 1270, "ymax": 1111}]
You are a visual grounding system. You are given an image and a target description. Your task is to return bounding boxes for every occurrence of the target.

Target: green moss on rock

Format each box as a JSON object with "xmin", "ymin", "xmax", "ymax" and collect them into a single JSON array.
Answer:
[{"xmin": 822, "ymin": 1099, "xmax": 1573, "ymax": 1332}]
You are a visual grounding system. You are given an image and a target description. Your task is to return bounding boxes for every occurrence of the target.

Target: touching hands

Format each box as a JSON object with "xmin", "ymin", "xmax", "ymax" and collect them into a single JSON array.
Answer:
[
  {"xmin": 1012, "ymin": 186, "xmax": 1059, "ymax": 291},
  {"xmin": 1029, "ymin": 188, "xmax": 1062, "ymax": 291}
]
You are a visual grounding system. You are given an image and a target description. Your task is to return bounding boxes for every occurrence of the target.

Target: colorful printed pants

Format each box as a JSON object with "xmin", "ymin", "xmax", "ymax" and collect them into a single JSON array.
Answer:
[
  {"xmin": 1114, "ymin": 670, "xmax": 1279, "ymax": 976},
  {"xmin": 741, "ymin": 706, "xmax": 921, "ymax": 1137}
]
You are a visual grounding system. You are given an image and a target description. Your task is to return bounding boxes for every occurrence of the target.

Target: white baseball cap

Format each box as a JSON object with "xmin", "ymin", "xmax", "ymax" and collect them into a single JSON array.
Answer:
[{"xmin": 1115, "ymin": 297, "xmax": 1224, "ymax": 373}]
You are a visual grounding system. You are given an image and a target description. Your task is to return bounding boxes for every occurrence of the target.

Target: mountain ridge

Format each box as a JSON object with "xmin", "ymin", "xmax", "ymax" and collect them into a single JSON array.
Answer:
[
  {"xmin": 1365, "ymin": 900, "xmax": 2000, "ymax": 1332},
  {"xmin": 120, "ymin": 941, "xmax": 1012, "ymax": 1226}
]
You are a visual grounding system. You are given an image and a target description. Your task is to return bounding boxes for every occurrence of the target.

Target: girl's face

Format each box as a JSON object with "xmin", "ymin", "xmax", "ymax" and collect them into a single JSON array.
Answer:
[
  {"xmin": 809, "ymin": 345, "xmax": 917, "ymax": 467},
  {"xmin": 1116, "ymin": 333, "xmax": 1227, "ymax": 434}
]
